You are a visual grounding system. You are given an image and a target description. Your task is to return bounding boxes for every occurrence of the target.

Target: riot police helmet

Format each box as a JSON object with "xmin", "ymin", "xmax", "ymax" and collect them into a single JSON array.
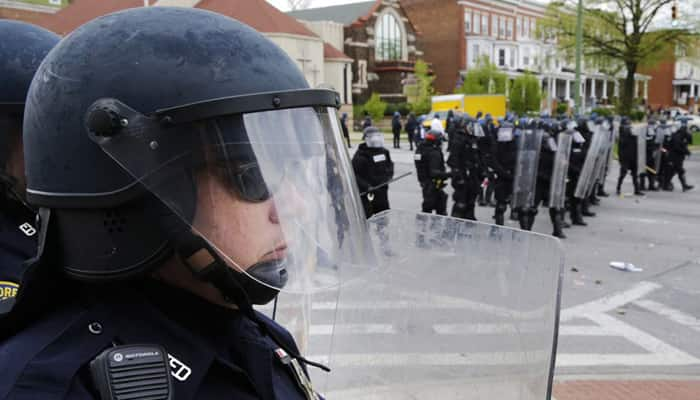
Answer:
[
  {"xmin": 1, "ymin": 21, "xmax": 60, "ymax": 192},
  {"xmin": 23, "ymin": 8, "xmax": 374, "ymax": 315}
]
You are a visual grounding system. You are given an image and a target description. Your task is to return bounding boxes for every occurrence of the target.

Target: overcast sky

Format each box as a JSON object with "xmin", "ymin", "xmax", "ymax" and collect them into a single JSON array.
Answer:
[{"xmin": 266, "ymin": 0, "xmax": 370, "ymax": 13}]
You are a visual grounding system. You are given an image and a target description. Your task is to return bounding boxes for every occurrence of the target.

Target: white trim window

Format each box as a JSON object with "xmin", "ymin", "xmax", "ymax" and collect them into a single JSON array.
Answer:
[
  {"xmin": 464, "ymin": 10, "xmax": 472, "ymax": 33},
  {"xmin": 507, "ymin": 18, "xmax": 513, "ymax": 39},
  {"xmin": 474, "ymin": 11, "xmax": 481, "ymax": 34},
  {"xmin": 499, "ymin": 16, "xmax": 505, "ymax": 38},
  {"xmin": 523, "ymin": 47, "xmax": 530, "ymax": 67},
  {"xmin": 531, "ymin": 19, "xmax": 537, "ymax": 39},
  {"xmin": 492, "ymin": 14, "xmax": 498, "ymax": 38},
  {"xmin": 482, "ymin": 14, "xmax": 489, "ymax": 36},
  {"xmin": 375, "ymin": 11, "xmax": 404, "ymax": 61},
  {"xmin": 510, "ymin": 48, "xmax": 516, "ymax": 68},
  {"xmin": 471, "ymin": 44, "xmax": 480, "ymax": 66},
  {"xmin": 498, "ymin": 48, "xmax": 506, "ymax": 67},
  {"xmin": 524, "ymin": 17, "xmax": 530, "ymax": 38},
  {"xmin": 517, "ymin": 16, "xmax": 522, "ymax": 38},
  {"xmin": 358, "ymin": 60, "xmax": 367, "ymax": 87}
]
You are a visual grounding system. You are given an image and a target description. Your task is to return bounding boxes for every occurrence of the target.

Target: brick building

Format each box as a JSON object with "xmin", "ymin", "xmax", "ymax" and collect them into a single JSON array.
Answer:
[
  {"xmin": 641, "ymin": 43, "xmax": 700, "ymax": 113},
  {"xmin": 288, "ymin": 0, "xmax": 423, "ymax": 104},
  {"xmin": 401, "ymin": 0, "xmax": 652, "ymax": 113}
]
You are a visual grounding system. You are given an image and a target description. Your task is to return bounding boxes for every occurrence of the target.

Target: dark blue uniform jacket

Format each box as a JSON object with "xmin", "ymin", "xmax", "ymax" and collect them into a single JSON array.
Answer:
[
  {"xmin": 0, "ymin": 280, "xmax": 315, "ymax": 400},
  {"xmin": 0, "ymin": 201, "xmax": 37, "ymax": 316}
]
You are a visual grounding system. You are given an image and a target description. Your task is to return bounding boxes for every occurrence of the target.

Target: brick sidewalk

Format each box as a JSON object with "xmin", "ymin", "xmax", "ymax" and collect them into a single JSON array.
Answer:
[{"xmin": 553, "ymin": 380, "xmax": 700, "ymax": 400}]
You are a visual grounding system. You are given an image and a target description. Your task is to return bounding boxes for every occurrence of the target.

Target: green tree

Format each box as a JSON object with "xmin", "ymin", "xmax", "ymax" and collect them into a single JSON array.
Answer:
[
  {"xmin": 541, "ymin": 0, "xmax": 698, "ymax": 116},
  {"xmin": 362, "ymin": 93, "xmax": 387, "ymax": 122},
  {"xmin": 509, "ymin": 73, "xmax": 542, "ymax": 115},
  {"xmin": 457, "ymin": 56, "xmax": 507, "ymax": 95},
  {"xmin": 411, "ymin": 59, "xmax": 435, "ymax": 115}
]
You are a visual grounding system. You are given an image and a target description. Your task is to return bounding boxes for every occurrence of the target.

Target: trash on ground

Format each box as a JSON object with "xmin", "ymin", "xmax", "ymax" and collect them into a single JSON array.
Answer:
[{"xmin": 609, "ymin": 261, "xmax": 643, "ymax": 272}]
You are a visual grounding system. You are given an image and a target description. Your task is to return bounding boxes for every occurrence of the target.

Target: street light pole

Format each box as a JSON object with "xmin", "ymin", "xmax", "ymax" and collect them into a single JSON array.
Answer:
[{"xmin": 574, "ymin": 0, "xmax": 583, "ymax": 115}]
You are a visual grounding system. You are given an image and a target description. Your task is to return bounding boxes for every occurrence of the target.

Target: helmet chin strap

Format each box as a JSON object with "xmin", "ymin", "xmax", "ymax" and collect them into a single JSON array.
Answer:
[{"xmin": 173, "ymin": 232, "xmax": 330, "ymax": 373}]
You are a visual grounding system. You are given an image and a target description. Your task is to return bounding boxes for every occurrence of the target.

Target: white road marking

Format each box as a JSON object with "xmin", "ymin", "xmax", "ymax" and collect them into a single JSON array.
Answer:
[
  {"xmin": 310, "ymin": 324, "xmax": 396, "ymax": 335},
  {"xmin": 310, "ymin": 350, "xmax": 551, "ymax": 367},
  {"xmin": 634, "ymin": 299, "xmax": 700, "ymax": 332},
  {"xmin": 560, "ymin": 281, "xmax": 662, "ymax": 322}
]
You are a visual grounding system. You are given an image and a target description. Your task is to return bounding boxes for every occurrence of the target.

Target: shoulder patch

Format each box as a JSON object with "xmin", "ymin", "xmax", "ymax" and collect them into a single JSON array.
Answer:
[{"xmin": 0, "ymin": 281, "xmax": 19, "ymax": 302}]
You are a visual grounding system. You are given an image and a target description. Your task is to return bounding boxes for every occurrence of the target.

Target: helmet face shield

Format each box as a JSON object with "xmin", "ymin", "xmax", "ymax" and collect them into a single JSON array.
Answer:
[{"xmin": 92, "ymin": 99, "xmax": 375, "ymax": 296}]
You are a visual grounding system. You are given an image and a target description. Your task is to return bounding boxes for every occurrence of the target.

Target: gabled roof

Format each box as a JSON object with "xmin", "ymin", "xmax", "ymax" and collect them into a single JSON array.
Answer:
[
  {"xmin": 196, "ymin": 0, "xmax": 317, "ymax": 38},
  {"xmin": 35, "ymin": 0, "xmax": 144, "ymax": 35},
  {"xmin": 286, "ymin": 0, "xmax": 377, "ymax": 26},
  {"xmin": 323, "ymin": 42, "xmax": 351, "ymax": 62}
]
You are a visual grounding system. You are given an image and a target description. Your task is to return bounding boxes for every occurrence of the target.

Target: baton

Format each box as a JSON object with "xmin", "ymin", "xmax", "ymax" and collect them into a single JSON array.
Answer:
[
  {"xmin": 645, "ymin": 166, "xmax": 657, "ymax": 174},
  {"xmin": 360, "ymin": 171, "xmax": 413, "ymax": 197}
]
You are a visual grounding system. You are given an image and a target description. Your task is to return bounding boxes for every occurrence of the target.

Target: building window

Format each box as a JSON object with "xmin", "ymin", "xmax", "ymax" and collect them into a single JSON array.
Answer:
[
  {"xmin": 523, "ymin": 47, "xmax": 530, "ymax": 66},
  {"xmin": 375, "ymin": 12, "xmax": 403, "ymax": 61},
  {"xmin": 498, "ymin": 48, "xmax": 506, "ymax": 67},
  {"xmin": 471, "ymin": 44, "xmax": 480, "ymax": 66},
  {"xmin": 507, "ymin": 18, "xmax": 513, "ymax": 39},
  {"xmin": 464, "ymin": 10, "xmax": 471, "ymax": 33},
  {"xmin": 474, "ymin": 12, "xmax": 481, "ymax": 34},
  {"xmin": 524, "ymin": 17, "xmax": 530, "ymax": 38},
  {"xmin": 517, "ymin": 16, "xmax": 522, "ymax": 38},
  {"xmin": 499, "ymin": 16, "xmax": 505, "ymax": 38},
  {"xmin": 531, "ymin": 19, "xmax": 537, "ymax": 39},
  {"xmin": 482, "ymin": 14, "xmax": 489, "ymax": 36},
  {"xmin": 510, "ymin": 48, "xmax": 515, "ymax": 68},
  {"xmin": 492, "ymin": 15, "xmax": 498, "ymax": 38}
]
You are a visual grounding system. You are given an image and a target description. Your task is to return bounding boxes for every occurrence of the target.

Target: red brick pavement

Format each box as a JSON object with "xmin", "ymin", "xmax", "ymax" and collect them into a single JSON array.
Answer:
[{"xmin": 553, "ymin": 380, "xmax": 700, "ymax": 400}]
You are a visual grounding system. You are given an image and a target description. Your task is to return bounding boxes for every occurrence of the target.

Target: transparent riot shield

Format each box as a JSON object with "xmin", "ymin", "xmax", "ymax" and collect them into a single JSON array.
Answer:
[
  {"xmin": 548, "ymin": 132, "xmax": 572, "ymax": 209},
  {"xmin": 594, "ymin": 125, "xmax": 613, "ymax": 186},
  {"xmin": 308, "ymin": 210, "xmax": 564, "ymax": 400},
  {"xmin": 573, "ymin": 126, "xmax": 605, "ymax": 198},
  {"xmin": 635, "ymin": 125, "xmax": 647, "ymax": 175},
  {"xmin": 512, "ymin": 128, "xmax": 544, "ymax": 209},
  {"xmin": 652, "ymin": 125, "xmax": 670, "ymax": 175}
]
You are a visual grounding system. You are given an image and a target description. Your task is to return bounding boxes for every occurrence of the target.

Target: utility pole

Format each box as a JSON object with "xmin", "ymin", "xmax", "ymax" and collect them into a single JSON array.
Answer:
[{"xmin": 574, "ymin": 0, "xmax": 583, "ymax": 115}]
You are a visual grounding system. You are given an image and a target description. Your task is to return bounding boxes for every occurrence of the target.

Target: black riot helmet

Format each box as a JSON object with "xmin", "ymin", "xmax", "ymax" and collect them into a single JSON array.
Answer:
[
  {"xmin": 0, "ymin": 21, "xmax": 59, "ymax": 189},
  {"xmin": 23, "ymin": 7, "xmax": 373, "ymax": 316}
]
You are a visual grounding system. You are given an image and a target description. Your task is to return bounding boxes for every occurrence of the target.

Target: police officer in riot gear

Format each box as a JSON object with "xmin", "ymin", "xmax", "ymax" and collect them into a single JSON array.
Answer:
[
  {"xmin": 447, "ymin": 115, "xmax": 482, "ymax": 220},
  {"xmin": 353, "ymin": 127, "xmax": 394, "ymax": 217},
  {"xmin": 661, "ymin": 119, "xmax": 694, "ymax": 191},
  {"xmin": 567, "ymin": 119, "xmax": 589, "ymax": 226},
  {"xmin": 487, "ymin": 116, "xmax": 518, "ymax": 226},
  {"xmin": 415, "ymin": 129, "xmax": 449, "ymax": 215},
  {"xmin": 532, "ymin": 121, "xmax": 565, "ymax": 238},
  {"xmin": 0, "ymin": 8, "xmax": 379, "ymax": 399},
  {"xmin": 0, "ymin": 21, "xmax": 59, "ymax": 320},
  {"xmin": 640, "ymin": 118, "xmax": 659, "ymax": 191},
  {"xmin": 616, "ymin": 116, "xmax": 643, "ymax": 195}
]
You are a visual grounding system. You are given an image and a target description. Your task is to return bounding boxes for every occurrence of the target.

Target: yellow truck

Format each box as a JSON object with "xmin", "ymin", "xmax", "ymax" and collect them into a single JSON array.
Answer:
[{"xmin": 424, "ymin": 94, "xmax": 507, "ymax": 128}]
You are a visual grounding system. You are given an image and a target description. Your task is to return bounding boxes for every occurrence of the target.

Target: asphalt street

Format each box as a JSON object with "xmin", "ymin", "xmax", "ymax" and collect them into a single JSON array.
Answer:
[{"xmin": 261, "ymin": 143, "xmax": 700, "ymax": 398}]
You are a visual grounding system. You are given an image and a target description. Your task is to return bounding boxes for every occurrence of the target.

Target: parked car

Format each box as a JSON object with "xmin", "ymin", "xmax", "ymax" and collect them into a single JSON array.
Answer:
[{"xmin": 675, "ymin": 114, "xmax": 700, "ymax": 132}]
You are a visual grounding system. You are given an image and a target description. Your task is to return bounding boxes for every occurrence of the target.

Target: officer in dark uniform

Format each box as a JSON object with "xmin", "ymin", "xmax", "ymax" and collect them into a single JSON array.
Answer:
[
  {"xmin": 487, "ymin": 116, "xmax": 518, "ymax": 226},
  {"xmin": 0, "ymin": 21, "xmax": 59, "ymax": 320},
  {"xmin": 478, "ymin": 113, "xmax": 497, "ymax": 207},
  {"xmin": 567, "ymin": 119, "xmax": 588, "ymax": 226},
  {"xmin": 530, "ymin": 122, "xmax": 565, "ymax": 238},
  {"xmin": 352, "ymin": 127, "xmax": 394, "ymax": 218},
  {"xmin": 616, "ymin": 116, "xmax": 643, "ymax": 195},
  {"xmin": 661, "ymin": 118, "xmax": 694, "ymax": 192},
  {"xmin": 0, "ymin": 8, "xmax": 379, "ymax": 399},
  {"xmin": 641, "ymin": 119, "xmax": 659, "ymax": 191},
  {"xmin": 447, "ymin": 115, "xmax": 482, "ymax": 220},
  {"xmin": 576, "ymin": 117, "xmax": 598, "ymax": 216},
  {"xmin": 415, "ymin": 129, "xmax": 449, "ymax": 215}
]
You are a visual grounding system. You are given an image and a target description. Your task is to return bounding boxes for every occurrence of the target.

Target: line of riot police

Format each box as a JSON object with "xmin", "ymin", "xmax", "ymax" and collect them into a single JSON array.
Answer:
[{"xmin": 407, "ymin": 111, "xmax": 694, "ymax": 239}]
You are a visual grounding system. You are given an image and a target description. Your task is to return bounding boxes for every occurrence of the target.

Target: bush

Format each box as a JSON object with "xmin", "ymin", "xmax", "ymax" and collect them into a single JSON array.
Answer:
[
  {"xmin": 556, "ymin": 102, "xmax": 568, "ymax": 116},
  {"xmin": 630, "ymin": 110, "xmax": 645, "ymax": 121},
  {"xmin": 592, "ymin": 107, "xmax": 613, "ymax": 117},
  {"xmin": 362, "ymin": 93, "xmax": 387, "ymax": 121},
  {"xmin": 457, "ymin": 55, "xmax": 507, "ymax": 95},
  {"xmin": 409, "ymin": 59, "xmax": 434, "ymax": 116},
  {"xmin": 509, "ymin": 73, "xmax": 541, "ymax": 115}
]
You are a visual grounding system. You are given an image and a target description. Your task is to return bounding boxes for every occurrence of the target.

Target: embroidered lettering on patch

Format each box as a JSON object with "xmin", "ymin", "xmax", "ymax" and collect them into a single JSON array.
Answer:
[
  {"xmin": 0, "ymin": 281, "xmax": 19, "ymax": 301},
  {"xmin": 168, "ymin": 354, "xmax": 192, "ymax": 382},
  {"xmin": 19, "ymin": 222, "xmax": 36, "ymax": 237}
]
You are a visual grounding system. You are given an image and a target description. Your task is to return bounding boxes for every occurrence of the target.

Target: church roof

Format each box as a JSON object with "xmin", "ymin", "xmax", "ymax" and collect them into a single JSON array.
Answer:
[
  {"xmin": 35, "ymin": 0, "xmax": 145, "ymax": 36},
  {"xmin": 196, "ymin": 0, "xmax": 317, "ymax": 38},
  {"xmin": 324, "ymin": 42, "xmax": 351, "ymax": 61},
  {"xmin": 287, "ymin": 0, "xmax": 377, "ymax": 26}
]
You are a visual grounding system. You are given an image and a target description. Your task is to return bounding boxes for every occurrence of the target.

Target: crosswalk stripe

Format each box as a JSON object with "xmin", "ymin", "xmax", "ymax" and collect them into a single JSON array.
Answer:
[
  {"xmin": 309, "ymin": 350, "xmax": 552, "ymax": 367},
  {"xmin": 634, "ymin": 299, "xmax": 700, "ymax": 332},
  {"xmin": 560, "ymin": 281, "xmax": 662, "ymax": 322},
  {"xmin": 310, "ymin": 324, "xmax": 396, "ymax": 335}
]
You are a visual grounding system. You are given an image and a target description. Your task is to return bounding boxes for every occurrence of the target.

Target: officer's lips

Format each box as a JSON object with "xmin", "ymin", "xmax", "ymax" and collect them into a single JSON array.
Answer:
[{"xmin": 260, "ymin": 245, "xmax": 288, "ymax": 261}]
